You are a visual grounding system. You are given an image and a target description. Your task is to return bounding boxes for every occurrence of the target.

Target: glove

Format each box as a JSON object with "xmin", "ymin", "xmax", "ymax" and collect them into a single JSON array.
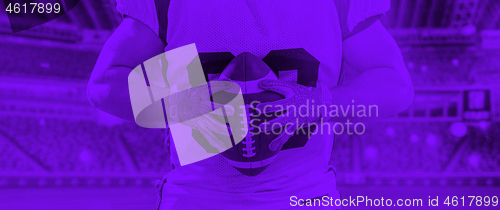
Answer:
[{"xmin": 256, "ymin": 80, "xmax": 332, "ymax": 151}]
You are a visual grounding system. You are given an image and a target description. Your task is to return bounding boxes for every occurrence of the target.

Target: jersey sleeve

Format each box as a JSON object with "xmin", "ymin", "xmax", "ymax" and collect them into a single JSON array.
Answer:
[
  {"xmin": 335, "ymin": 0, "xmax": 391, "ymax": 40},
  {"xmin": 115, "ymin": 0, "xmax": 159, "ymax": 36}
]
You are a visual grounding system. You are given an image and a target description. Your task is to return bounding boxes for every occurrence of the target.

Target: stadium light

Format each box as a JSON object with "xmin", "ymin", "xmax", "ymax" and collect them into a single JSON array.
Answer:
[
  {"xmin": 450, "ymin": 122, "xmax": 467, "ymax": 137},
  {"xmin": 410, "ymin": 133, "xmax": 419, "ymax": 143},
  {"xmin": 461, "ymin": 23, "xmax": 476, "ymax": 36},
  {"xmin": 426, "ymin": 133, "xmax": 439, "ymax": 147},
  {"xmin": 468, "ymin": 153, "xmax": 480, "ymax": 168},
  {"xmin": 478, "ymin": 121, "xmax": 490, "ymax": 131}
]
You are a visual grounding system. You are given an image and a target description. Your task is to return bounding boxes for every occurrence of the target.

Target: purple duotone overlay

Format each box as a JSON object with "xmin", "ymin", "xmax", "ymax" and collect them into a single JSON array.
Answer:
[{"xmin": 0, "ymin": 0, "xmax": 500, "ymax": 209}]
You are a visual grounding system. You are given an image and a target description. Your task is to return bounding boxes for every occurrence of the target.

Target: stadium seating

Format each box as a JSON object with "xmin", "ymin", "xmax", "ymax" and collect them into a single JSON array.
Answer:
[
  {"xmin": 456, "ymin": 123, "xmax": 500, "ymax": 172},
  {"xmin": 359, "ymin": 121, "xmax": 459, "ymax": 172},
  {"xmin": 329, "ymin": 133, "xmax": 353, "ymax": 172},
  {"xmin": 0, "ymin": 135, "xmax": 40, "ymax": 172},
  {"xmin": 0, "ymin": 116, "xmax": 126, "ymax": 172},
  {"xmin": 119, "ymin": 123, "xmax": 171, "ymax": 172},
  {"xmin": 0, "ymin": 43, "xmax": 98, "ymax": 80}
]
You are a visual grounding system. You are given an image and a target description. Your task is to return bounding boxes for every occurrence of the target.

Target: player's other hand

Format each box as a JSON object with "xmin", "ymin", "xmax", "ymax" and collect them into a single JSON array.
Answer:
[
  {"xmin": 167, "ymin": 81, "xmax": 235, "ymax": 122},
  {"xmin": 256, "ymin": 80, "xmax": 332, "ymax": 151},
  {"xmin": 167, "ymin": 81, "xmax": 236, "ymax": 152}
]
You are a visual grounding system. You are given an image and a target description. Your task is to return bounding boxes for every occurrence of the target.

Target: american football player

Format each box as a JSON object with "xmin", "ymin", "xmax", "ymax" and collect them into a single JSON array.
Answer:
[{"xmin": 87, "ymin": 0, "xmax": 414, "ymax": 209}]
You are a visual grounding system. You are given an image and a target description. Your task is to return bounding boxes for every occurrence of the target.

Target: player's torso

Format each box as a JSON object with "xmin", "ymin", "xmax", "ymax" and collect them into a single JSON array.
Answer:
[
  {"xmin": 162, "ymin": 0, "xmax": 342, "ymax": 204},
  {"xmin": 165, "ymin": 0, "xmax": 343, "ymax": 87}
]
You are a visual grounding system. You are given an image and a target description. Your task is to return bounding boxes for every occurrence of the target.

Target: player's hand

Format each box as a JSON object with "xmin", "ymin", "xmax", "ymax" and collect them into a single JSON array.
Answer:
[
  {"xmin": 167, "ymin": 81, "xmax": 236, "ymax": 152},
  {"xmin": 256, "ymin": 80, "xmax": 332, "ymax": 151}
]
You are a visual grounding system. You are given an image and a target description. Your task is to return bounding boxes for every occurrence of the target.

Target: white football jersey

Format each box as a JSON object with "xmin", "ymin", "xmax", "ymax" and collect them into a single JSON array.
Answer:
[{"xmin": 116, "ymin": 0, "xmax": 389, "ymax": 209}]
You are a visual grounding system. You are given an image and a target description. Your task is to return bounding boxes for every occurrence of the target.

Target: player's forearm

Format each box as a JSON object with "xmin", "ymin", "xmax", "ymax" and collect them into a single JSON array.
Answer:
[
  {"xmin": 327, "ymin": 66, "xmax": 414, "ymax": 122},
  {"xmin": 87, "ymin": 66, "xmax": 135, "ymax": 121}
]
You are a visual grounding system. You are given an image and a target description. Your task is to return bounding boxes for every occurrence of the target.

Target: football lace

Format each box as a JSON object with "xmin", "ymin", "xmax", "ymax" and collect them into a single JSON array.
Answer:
[{"xmin": 239, "ymin": 104, "xmax": 256, "ymax": 158}]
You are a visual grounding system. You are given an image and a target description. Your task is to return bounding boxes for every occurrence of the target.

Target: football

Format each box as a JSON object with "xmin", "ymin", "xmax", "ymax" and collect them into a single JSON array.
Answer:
[{"xmin": 212, "ymin": 52, "xmax": 284, "ymax": 176}]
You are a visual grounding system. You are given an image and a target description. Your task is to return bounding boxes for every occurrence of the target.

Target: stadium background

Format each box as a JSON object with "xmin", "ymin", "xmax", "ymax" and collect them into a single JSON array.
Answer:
[{"xmin": 0, "ymin": 0, "xmax": 499, "ymax": 209}]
